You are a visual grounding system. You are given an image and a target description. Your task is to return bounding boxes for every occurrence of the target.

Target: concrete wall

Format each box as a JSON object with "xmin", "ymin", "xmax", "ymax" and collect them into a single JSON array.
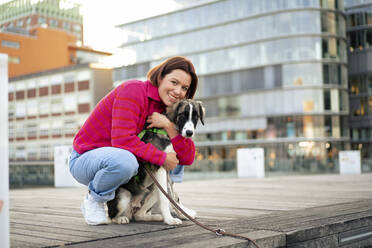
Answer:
[{"xmin": 0, "ymin": 53, "xmax": 9, "ymax": 248}]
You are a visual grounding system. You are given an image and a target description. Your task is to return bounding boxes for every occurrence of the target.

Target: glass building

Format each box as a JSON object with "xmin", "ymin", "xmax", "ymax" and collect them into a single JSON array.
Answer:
[
  {"xmin": 345, "ymin": 0, "xmax": 372, "ymax": 171},
  {"xmin": 115, "ymin": 0, "xmax": 350, "ymax": 177}
]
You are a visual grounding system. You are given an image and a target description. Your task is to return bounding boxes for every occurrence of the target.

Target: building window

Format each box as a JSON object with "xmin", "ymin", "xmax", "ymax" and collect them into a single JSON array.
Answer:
[
  {"xmin": 64, "ymin": 82, "xmax": 75, "ymax": 92},
  {"xmin": 40, "ymin": 145, "xmax": 50, "ymax": 160},
  {"xmin": 78, "ymin": 103, "xmax": 90, "ymax": 113},
  {"xmin": 1, "ymin": 40, "xmax": 20, "ymax": 49},
  {"xmin": 27, "ymin": 123, "xmax": 38, "ymax": 138},
  {"xmin": 63, "ymin": 22, "xmax": 71, "ymax": 30},
  {"xmin": 51, "ymin": 98, "xmax": 63, "ymax": 114},
  {"xmin": 49, "ymin": 19, "xmax": 58, "ymax": 28},
  {"xmin": 64, "ymin": 95, "xmax": 76, "ymax": 112},
  {"xmin": 324, "ymin": 90, "xmax": 331, "ymax": 110},
  {"xmin": 39, "ymin": 121, "xmax": 50, "ymax": 137},
  {"xmin": 38, "ymin": 16, "xmax": 46, "ymax": 24},
  {"xmin": 74, "ymin": 24, "xmax": 81, "ymax": 32},
  {"xmin": 39, "ymin": 87, "xmax": 49, "ymax": 97},
  {"xmin": 8, "ymin": 56, "xmax": 20, "ymax": 64},
  {"xmin": 39, "ymin": 101, "xmax": 50, "ymax": 116},
  {"xmin": 78, "ymin": 80, "xmax": 89, "ymax": 91},
  {"xmin": 15, "ymin": 102, "xmax": 26, "ymax": 118},
  {"xmin": 27, "ymin": 89, "xmax": 36, "ymax": 98},
  {"xmin": 51, "ymin": 85, "xmax": 61, "ymax": 94},
  {"xmin": 16, "ymin": 146, "xmax": 26, "ymax": 160}
]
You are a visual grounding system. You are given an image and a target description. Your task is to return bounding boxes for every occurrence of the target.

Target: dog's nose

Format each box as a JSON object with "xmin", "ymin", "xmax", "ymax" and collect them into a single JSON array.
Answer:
[{"xmin": 186, "ymin": 130, "xmax": 193, "ymax": 137}]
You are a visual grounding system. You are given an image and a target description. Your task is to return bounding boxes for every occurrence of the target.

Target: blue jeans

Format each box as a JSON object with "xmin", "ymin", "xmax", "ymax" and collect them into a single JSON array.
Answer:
[
  {"xmin": 169, "ymin": 164, "xmax": 184, "ymax": 183},
  {"xmin": 69, "ymin": 147, "xmax": 139, "ymax": 203}
]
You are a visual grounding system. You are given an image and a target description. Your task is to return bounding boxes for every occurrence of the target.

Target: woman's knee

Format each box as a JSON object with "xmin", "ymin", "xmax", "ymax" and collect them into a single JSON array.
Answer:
[{"xmin": 108, "ymin": 149, "xmax": 138, "ymax": 178}]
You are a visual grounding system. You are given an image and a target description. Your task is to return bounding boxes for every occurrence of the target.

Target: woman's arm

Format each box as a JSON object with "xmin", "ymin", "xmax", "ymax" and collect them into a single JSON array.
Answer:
[
  {"xmin": 146, "ymin": 112, "xmax": 195, "ymax": 165},
  {"xmin": 146, "ymin": 112, "xmax": 178, "ymax": 138},
  {"xmin": 111, "ymin": 83, "xmax": 167, "ymax": 166}
]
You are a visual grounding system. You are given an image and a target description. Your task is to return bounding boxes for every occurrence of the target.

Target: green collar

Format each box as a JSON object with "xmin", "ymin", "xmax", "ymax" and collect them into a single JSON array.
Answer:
[{"xmin": 138, "ymin": 128, "xmax": 168, "ymax": 139}]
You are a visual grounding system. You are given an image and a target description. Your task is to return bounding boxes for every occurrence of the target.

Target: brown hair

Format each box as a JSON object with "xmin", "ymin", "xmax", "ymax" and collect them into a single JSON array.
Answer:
[{"xmin": 147, "ymin": 56, "xmax": 198, "ymax": 99}]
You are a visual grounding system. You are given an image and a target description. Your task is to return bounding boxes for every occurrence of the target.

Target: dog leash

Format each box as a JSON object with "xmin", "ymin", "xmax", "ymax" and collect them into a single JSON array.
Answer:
[{"xmin": 143, "ymin": 166, "xmax": 260, "ymax": 248}]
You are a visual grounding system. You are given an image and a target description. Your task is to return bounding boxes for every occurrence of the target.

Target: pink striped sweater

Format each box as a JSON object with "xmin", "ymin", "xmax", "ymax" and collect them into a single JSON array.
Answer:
[{"xmin": 73, "ymin": 80, "xmax": 195, "ymax": 166}]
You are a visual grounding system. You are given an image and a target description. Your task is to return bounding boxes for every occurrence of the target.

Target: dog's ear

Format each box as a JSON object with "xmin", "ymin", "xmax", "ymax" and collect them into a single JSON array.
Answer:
[{"xmin": 196, "ymin": 101, "xmax": 205, "ymax": 125}]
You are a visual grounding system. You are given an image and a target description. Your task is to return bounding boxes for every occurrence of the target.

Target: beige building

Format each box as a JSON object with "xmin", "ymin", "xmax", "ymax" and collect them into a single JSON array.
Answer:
[{"xmin": 8, "ymin": 63, "xmax": 113, "ymax": 186}]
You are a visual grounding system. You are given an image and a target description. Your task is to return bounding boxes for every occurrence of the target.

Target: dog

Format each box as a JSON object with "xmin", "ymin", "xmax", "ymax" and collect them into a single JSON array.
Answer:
[{"xmin": 107, "ymin": 99, "xmax": 205, "ymax": 225}]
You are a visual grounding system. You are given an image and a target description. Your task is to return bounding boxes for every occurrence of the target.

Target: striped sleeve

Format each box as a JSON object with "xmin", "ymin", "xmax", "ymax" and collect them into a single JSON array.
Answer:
[
  {"xmin": 170, "ymin": 134, "xmax": 195, "ymax": 165},
  {"xmin": 111, "ymin": 84, "xmax": 167, "ymax": 166}
]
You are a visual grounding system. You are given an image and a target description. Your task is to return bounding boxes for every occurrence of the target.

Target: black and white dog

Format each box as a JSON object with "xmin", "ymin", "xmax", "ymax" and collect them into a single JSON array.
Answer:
[{"xmin": 107, "ymin": 99, "xmax": 205, "ymax": 225}]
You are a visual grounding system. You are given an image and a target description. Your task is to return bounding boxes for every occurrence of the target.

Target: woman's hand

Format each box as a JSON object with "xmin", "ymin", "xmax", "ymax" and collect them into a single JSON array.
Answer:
[
  {"xmin": 163, "ymin": 152, "xmax": 179, "ymax": 171},
  {"xmin": 147, "ymin": 112, "xmax": 170, "ymax": 129},
  {"xmin": 147, "ymin": 112, "xmax": 178, "ymax": 138}
]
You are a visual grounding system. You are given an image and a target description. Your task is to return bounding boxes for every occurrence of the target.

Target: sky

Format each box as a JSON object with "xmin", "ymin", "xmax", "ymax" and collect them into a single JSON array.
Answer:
[
  {"xmin": 0, "ymin": 0, "xmax": 181, "ymax": 51},
  {"xmin": 79, "ymin": 0, "xmax": 180, "ymax": 51}
]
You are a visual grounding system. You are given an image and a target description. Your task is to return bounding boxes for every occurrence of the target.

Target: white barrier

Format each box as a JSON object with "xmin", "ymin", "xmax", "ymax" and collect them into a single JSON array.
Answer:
[
  {"xmin": 339, "ymin": 151, "xmax": 361, "ymax": 175},
  {"xmin": 237, "ymin": 148, "xmax": 265, "ymax": 178},
  {"xmin": 54, "ymin": 146, "xmax": 83, "ymax": 187},
  {"xmin": 0, "ymin": 53, "xmax": 9, "ymax": 248}
]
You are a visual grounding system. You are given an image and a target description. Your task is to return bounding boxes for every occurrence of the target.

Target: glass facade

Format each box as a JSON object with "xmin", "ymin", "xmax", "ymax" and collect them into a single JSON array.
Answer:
[
  {"xmin": 346, "ymin": 1, "xmax": 372, "ymax": 172},
  {"xmin": 115, "ymin": 0, "xmax": 352, "ymax": 177}
]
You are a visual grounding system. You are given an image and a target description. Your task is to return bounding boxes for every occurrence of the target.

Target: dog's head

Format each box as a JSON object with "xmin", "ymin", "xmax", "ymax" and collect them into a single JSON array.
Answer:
[{"xmin": 167, "ymin": 99, "xmax": 205, "ymax": 138}]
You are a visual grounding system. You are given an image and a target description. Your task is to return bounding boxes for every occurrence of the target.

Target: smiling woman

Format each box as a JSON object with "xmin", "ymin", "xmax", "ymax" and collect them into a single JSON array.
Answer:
[{"xmin": 68, "ymin": 56, "xmax": 199, "ymax": 225}]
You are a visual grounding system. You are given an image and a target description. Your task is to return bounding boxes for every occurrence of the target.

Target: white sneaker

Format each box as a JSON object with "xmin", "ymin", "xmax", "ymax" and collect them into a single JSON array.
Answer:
[{"xmin": 81, "ymin": 193, "xmax": 108, "ymax": 225}]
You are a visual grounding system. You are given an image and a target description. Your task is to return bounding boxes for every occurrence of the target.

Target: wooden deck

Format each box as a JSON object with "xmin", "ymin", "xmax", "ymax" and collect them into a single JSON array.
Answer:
[{"xmin": 9, "ymin": 173, "xmax": 372, "ymax": 247}]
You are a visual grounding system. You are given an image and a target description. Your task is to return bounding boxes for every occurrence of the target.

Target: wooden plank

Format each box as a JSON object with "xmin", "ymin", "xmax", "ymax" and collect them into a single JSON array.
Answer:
[
  {"xmin": 10, "ymin": 222, "xmax": 98, "ymax": 239},
  {"xmin": 10, "ymin": 233, "xmax": 65, "ymax": 247},
  {"xmin": 10, "ymin": 239, "xmax": 42, "ymax": 248},
  {"xmin": 8, "ymin": 173, "xmax": 372, "ymax": 248}
]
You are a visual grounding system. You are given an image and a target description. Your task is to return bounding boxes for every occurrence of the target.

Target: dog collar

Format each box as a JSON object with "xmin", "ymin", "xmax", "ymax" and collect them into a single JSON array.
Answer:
[{"xmin": 137, "ymin": 128, "xmax": 168, "ymax": 139}]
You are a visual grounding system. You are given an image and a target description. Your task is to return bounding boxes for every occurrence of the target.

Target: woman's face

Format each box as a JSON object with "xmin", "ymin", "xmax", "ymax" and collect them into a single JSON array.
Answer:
[{"xmin": 158, "ymin": 69, "xmax": 191, "ymax": 106}]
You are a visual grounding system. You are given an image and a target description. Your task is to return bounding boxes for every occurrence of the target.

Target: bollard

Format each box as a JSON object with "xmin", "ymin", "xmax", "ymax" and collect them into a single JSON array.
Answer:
[
  {"xmin": 54, "ymin": 146, "xmax": 83, "ymax": 187},
  {"xmin": 237, "ymin": 148, "xmax": 265, "ymax": 178},
  {"xmin": 0, "ymin": 53, "xmax": 10, "ymax": 248}
]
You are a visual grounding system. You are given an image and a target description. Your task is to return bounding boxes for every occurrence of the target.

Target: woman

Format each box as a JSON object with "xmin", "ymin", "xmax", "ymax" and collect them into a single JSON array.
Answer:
[{"xmin": 69, "ymin": 56, "xmax": 198, "ymax": 225}]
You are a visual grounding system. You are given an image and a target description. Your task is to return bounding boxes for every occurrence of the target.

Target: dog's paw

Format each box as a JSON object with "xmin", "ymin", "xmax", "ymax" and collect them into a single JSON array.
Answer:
[
  {"xmin": 164, "ymin": 217, "xmax": 182, "ymax": 225},
  {"xmin": 175, "ymin": 206, "xmax": 197, "ymax": 220},
  {"xmin": 113, "ymin": 216, "xmax": 130, "ymax": 224},
  {"xmin": 150, "ymin": 214, "xmax": 163, "ymax": 221},
  {"xmin": 183, "ymin": 208, "xmax": 197, "ymax": 219}
]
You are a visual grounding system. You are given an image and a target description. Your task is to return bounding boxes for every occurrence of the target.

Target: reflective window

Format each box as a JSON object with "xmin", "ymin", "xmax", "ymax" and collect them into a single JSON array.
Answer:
[
  {"xmin": 15, "ymin": 102, "xmax": 26, "ymax": 118},
  {"xmin": 120, "ymin": 0, "xmax": 321, "ymax": 43},
  {"xmin": 51, "ymin": 98, "xmax": 63, "ymax": 114},
  {"xmin": 1, "ymin": 40, "xmax": 20, "ymax": 49},
  {"xmin": 324, "ymin": 90, "xmax": 331, "ymax": 110},
  {"xmin": 39, "ymin": 121, "xmax": 50, "ymax": 136},
  {"xmin": 27, "ymin": 100, "xmax": 38, "ymax": 116},
  {"xmin": 348, "ymin": 29, "xmax": 372, "ymax": 51},
  {"xmin": 39, "ymin": 100, "xmax": 50, "ymax": 115},
  {"xmin": 38, "ymin": 16, "xmax": 46, "ymax": 24},
  {"xmin": 27, "ymin": 123, "xmax": 38, "ymax": 137},
  {"xmin": 149, "ymin": 37, "xmax": 323, "ymax": 75},
  {"xmin": 201, "ymin": 89, "xmax": 334, "ymax": 119},
  {"xmin": 323, "ymin": 64, "xmax": 346, "ymax": 85},
  {"xmin": 322, "ymin": 38, "xmax": 347, "ymax": 62},
  {"xmin": 52, "ymin": 120, "xmax": 63, "ymax": 136},
  {"xmin": 114, "ymin": 62, "xmax": 149, "ymax": 81},
  {"xmin": 122, "ymin": 11, "xmax": 330, "ymax": 64},
  {"xmin": 282, "ymin": 63, "xmax": 323, "ymax": 87},
  {"xmin": 64, "ymin": 95, "xmax": 77, "ymax": 112},
  {"xmin": 195, "ymin": 115, "xmax": 345, "ymax": 142},
  {"xmin": 346, "ymin": 5, "xmax": 372, "ymax": 28}
]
